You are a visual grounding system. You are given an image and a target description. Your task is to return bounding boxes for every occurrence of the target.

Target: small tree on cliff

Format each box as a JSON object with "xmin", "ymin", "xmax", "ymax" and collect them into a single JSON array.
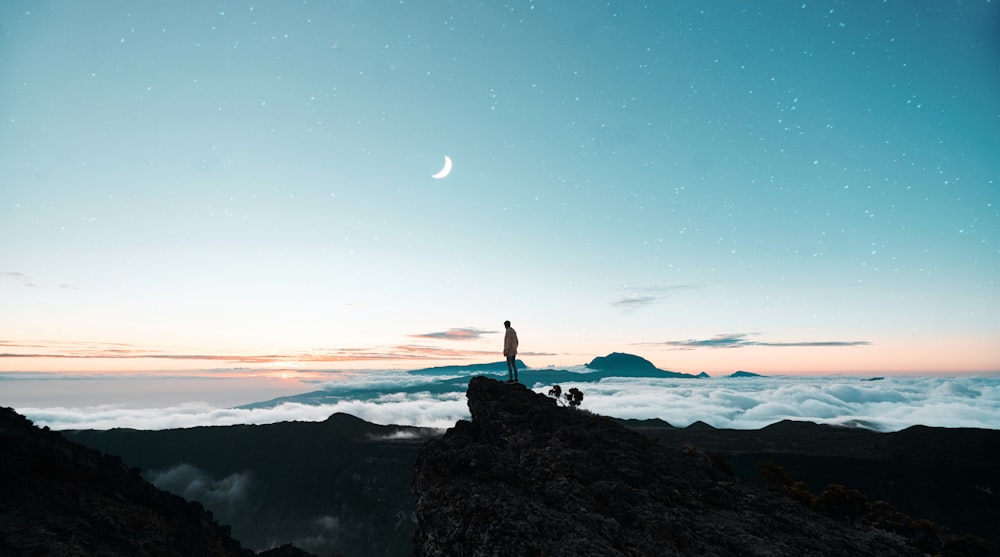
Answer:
[
  {"xmin": 565, "ymin": 387, "xmax": 584, "ymax": 408},
  {"xmin": 547, "ymin": 385, "xmax": 584, "ymax": 408},
  {"xmin": 548, "ymin": 385, "xmax": 562, "ymax": 400}
]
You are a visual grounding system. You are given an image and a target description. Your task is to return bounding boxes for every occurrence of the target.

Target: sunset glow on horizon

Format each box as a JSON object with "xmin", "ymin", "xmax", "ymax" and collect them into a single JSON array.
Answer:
[{"xmin": 2, "ymin": 333, "xmax": 997, "ymax": 377}]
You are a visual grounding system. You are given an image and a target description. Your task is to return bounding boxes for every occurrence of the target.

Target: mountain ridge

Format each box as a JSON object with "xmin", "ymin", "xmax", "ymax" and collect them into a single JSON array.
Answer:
[{"xmin": 240, "ymin": 352, "xmax": 710, "ymax": 410}]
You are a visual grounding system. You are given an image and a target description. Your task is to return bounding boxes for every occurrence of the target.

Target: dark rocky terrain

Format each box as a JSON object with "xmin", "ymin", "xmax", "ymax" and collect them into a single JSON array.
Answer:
[
  {"xmin": 67, "ymin": 413, "xmax": 432, "ymax": 557},
  {"xmin": 621, "ymin": 417, "xmax": 1000, "ymax": 552},
  {"xmin": 0, "ymin": 406, "xmax": 252, "ymax": 557},
  {"xmin": 411, "ymin": 377, "xmax": 991, "ymax": 556}
]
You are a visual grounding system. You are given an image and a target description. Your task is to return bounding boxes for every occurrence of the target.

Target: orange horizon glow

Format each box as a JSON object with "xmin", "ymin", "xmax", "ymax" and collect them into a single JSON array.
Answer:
[{"xmin": 2, "ymin": 337, "xmax": 997, "ymax": 377}]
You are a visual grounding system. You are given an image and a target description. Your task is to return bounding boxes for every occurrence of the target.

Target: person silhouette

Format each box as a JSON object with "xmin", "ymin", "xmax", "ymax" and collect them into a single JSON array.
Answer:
[{"xmin": 503, "ymin": 320, "xmax": 519, "ymax": 382}]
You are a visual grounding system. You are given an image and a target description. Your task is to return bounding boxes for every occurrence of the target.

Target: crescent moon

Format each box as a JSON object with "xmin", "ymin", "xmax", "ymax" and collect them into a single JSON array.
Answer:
[{"xmin": 431, "ymin": 155, "xmax": 453, "ymax": 179}]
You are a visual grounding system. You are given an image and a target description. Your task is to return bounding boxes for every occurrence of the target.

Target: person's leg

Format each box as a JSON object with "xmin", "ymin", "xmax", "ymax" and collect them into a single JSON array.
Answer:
[{"xmin": 506, "ymin": 356, "xmax": 516, "ymax": 381}]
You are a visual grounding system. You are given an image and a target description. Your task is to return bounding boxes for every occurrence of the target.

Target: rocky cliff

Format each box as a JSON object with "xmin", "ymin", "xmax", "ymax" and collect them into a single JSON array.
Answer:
[
  {"xmin": 0, "ymin": 406, "xmax": 253, "ymax": 557},
  {"xmin": 412, "ymin": 377, "xmax": 982, "ymax": 556}
]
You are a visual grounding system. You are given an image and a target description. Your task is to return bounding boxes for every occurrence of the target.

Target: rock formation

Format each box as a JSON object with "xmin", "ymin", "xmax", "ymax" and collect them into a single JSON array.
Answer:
[
  {"xmin": 0, "ymin": 406, "xmax": 252, "ymax": 556},
  {"xmin": 412, "ymin": 377, "xmax": 969, "ymax": 556}
]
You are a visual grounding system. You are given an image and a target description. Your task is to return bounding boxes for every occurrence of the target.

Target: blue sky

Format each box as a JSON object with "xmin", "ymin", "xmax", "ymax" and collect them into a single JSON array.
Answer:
[{"xmin": 1, "ymin": 1, "xmax": 998, "ymax": 377}]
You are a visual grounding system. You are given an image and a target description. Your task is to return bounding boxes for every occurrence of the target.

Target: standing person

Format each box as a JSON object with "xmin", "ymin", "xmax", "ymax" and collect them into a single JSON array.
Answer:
[{"xmin": 503, "ymin": 320, "xmax": 519, "ymax": 382}]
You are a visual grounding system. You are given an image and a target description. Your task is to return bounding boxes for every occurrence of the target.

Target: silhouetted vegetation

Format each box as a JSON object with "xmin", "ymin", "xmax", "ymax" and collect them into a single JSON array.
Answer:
[
  {"xmin": 759, "ymin": 460, "xmax": 794, "ymax": 486},
  {"xmin": 708, "ymin": 452, "xmax": 736, "ymax": 477},
  {"xmin": 789, "ymin": 481, "xmax": 816, "ymax": 506},
  {"xmin": 814, "ymin": 483, "xmax": 869, "ymax": 522},
  {"xmin": 546, "ymin": 384, "xmax": 584, "ymax": 408}
]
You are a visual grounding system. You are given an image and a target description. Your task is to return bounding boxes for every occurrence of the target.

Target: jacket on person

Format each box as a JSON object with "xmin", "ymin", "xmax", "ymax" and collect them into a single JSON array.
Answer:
[{"xmin": 504, "ymin": 328, "xmax": 519, "ymax": 356}]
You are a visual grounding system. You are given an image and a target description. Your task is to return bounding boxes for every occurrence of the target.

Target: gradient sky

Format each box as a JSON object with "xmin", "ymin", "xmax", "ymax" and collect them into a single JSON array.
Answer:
[{"xmin": 2, "ymin": 1, "xmax": 999, "ymax": 377}]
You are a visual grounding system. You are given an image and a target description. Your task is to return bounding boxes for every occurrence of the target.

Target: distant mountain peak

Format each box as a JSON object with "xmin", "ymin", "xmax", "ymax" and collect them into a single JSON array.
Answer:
[
  {"xmin": 584, "ymin": 352, "xmax": 704, "ymax": 379},
  {"xmin": 686, "ymin": 420, "xmax": 718, "ymax": 430},
  {"xmin": 729, "ymin": 370, "xmax": 763, "ymax": 378},
  {"xmin": 585, "ymin": 352, "xmax": 657, "ymax": 371}
]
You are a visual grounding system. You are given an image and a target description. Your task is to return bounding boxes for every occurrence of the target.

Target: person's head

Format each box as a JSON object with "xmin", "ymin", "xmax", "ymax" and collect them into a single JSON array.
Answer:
[{"xmin": 503, "ymin": 320, "xmax": 511, "ymax": 328}]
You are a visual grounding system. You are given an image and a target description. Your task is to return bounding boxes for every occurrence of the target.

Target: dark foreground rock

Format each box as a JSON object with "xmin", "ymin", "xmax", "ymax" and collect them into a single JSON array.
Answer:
[
  {"xmin": 2, "ymin": 407, "xmax": 271, "ymax": 556},
  {"xmin": 412, "ymin": 377, "xmax": 985, "ymax": 557}
]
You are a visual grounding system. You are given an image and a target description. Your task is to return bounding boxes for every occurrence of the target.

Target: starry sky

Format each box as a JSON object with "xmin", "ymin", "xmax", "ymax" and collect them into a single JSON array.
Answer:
[{"xmin": 2, "ymin": 0, "xmax": 998, "ymax": 378}]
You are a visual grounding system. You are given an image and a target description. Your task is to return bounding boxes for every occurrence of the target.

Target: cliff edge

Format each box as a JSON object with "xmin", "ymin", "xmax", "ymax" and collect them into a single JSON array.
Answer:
[{"xmin": 413, "ymin": 377, "xmax": 934, "ymax": 556}]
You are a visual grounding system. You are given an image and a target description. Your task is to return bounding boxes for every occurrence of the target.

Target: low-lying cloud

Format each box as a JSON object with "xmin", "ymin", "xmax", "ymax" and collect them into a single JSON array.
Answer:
[
  {"xmin": 20, "ymin": 391, "xmax": 468, "ymax": 431},
  {"xmin": 146, "ymin": 464, "xmax": 250, "ymax": 525},
  {"xmin": 285, "ymin": 514, "xmax": 349, "ymax": 555},
  {"xmin": 573, "ymin": 375, "xmax": 999, "ymax": 431},
  {"xmin": 15, "ymin": 372, "xmax": 1000, "ymax": 434}
]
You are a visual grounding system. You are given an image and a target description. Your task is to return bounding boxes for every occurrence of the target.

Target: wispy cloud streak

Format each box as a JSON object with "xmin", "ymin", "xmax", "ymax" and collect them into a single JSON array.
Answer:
[
  {"xmin": 612, "ymin": 284, "xmax": 700, "ymax": 311},
  {"xmin": 2, "ymin": 271, "xmax": 38, "ymax": 288},
  {"xmin": 408, "ymin": 328, "xmax": 496, "ymax": 341},
  {"xmin": 612, "ymin": 295, "xmax": 659, "ymax": 310},
  {"xmin": 2, "ymin": 271, "xmax": 77, "ymax": 289},
  {"xmin": 650, "ymin": 333, "xmax": 871, "ymax": 350},
  {"xmin": 0, "ymin": 340, "xmax": 498, "ymax": 364}
]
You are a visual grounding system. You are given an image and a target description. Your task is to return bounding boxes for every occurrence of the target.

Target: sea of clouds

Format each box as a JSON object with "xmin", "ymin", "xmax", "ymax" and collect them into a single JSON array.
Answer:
[{"xmin": 10, "ymin": 370, "xmax": 1000, "ymax": 433}]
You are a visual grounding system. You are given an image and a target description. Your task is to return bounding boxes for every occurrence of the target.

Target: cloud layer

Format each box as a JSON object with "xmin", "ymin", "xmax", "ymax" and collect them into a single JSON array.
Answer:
[
  {"xmin": 147, "ymin": 464, "xmax": 250, "ymax": 511},
  {"xmin": 13, "ymin": 371, "xmax": 1000, "ymax": 434},
  {"xmin": 574, "ymin": 375, "xmax": 999, "ymax": 431}
]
